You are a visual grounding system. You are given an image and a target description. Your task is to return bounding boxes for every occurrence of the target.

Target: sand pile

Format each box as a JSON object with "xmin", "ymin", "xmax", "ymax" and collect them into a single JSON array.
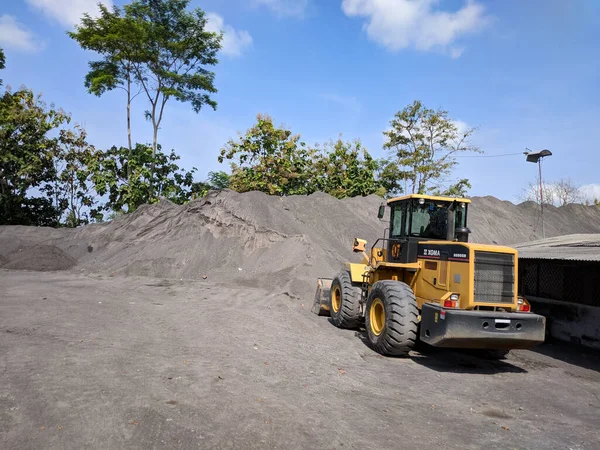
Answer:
[
  {"xmin": 0, "ymin": 226, "xmax": 76, "ymax": 272},
  {"xmin": 469, "ymin": 197, "xmax": 600, "ymax": 244},
  {"xmin": 2, "ymin": 191, "xmax": 600, "ymax": 298},
  {"xmin": 2, "ymin": 245, "xmax": 76, "ymax": 271},
  {"xmin": 61, "ymin": 190, "xmax": 384, "ymax": 296}
]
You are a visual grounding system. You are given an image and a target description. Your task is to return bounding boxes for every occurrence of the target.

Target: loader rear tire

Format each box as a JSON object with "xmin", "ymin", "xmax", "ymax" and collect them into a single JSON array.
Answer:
[
  {"xmin": 365, "ymin": 280, "xmax": 418, "ymax": 357},
  {"xmin": 330, "ymin": 271, "xmax": 361, "ymax": 329}
]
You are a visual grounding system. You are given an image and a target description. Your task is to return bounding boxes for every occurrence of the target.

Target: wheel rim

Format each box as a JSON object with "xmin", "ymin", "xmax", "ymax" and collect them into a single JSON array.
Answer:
[
  {"xmin": 370, "ymin": 298, "xmax": 385, "ymax": 336},
  {"xmin": 332, "ymin": 285, "xmax": 341, "ymax": 313}
]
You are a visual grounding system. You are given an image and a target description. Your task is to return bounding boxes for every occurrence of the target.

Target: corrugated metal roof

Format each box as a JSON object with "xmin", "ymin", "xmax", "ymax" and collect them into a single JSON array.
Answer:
[{"xmin": 515, "ymin": 234, "xmax": 600, "ymax": 262}]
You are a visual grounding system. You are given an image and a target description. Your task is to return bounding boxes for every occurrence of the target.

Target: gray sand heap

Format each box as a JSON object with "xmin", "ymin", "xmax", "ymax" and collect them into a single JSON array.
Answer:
[{"xmin": 2, "ymin": 190, "xmax": 600, "ymax": 298}]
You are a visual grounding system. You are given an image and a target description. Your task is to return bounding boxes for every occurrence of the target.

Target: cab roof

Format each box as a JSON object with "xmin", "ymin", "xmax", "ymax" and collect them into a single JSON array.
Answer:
[{"xmin": 386, "ymin": 193, "xmax": 471, "ymax": 205}]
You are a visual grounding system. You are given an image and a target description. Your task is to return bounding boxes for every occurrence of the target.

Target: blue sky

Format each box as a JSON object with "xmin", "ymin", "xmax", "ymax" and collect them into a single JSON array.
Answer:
[{"xmin": 1, "ymin": 0, "xmax": 599, "ymax": 202}]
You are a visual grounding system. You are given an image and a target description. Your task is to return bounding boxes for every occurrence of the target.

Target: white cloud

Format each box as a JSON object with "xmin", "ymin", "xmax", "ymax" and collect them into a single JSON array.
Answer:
[
  {"xmin": 0, "ymin": 15, "xmax": 41, "ymax": 52},
  {"xmin": 453, "ymin": 119, "xmax": 471, "ymax": 136},
  {"xmin": 341, "ymin": 0, "xmax": 489, "ymax": 56},
  {"xmin": 450, "ymin": 47, "xmax": 464, "ymax": 59},
  {"xmin": 26, "ymin": 0, "xmax": 114, "ymax": 27},
  {"xmin": 254, "ymin": 0, "xmax": 309, "ymax": 18},
  {"xmin": 580, "ymin": 184, "xmax": 600, "ymax": 203},
  {"xmin": 321, "ymin": 93, "xmax": 360, "ymax": 114},
  {"xmin": 206, "ymin": 13, "xmax": 253, "ymax": 58}
]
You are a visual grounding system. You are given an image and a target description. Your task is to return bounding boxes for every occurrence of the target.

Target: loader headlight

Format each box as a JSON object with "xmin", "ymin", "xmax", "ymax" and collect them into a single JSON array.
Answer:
[{"xmin": 450, "ymin": 294, "xmax": 459, "ymax": 301}]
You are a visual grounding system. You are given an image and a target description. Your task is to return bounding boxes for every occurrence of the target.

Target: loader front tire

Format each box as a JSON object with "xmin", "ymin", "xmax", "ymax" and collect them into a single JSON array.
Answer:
[
  {"xmin": 330, "ymin": 271, "xmax": 361, "ymax": 329},
  {"xmin": 365, "ymin": 280, "xmax": 418, "ymax": 357}
]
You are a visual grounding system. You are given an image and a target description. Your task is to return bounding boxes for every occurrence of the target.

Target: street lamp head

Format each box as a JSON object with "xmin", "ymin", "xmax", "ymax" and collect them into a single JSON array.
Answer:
[{"xmin": 525, "ymin": 149, "xmax": 552, "ymax": 163}]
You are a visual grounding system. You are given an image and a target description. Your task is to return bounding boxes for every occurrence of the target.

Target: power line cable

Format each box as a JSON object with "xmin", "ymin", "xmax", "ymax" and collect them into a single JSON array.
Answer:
[{"xmin": 455, "ymin": 152, "xmax": 523, "ymax": 158}]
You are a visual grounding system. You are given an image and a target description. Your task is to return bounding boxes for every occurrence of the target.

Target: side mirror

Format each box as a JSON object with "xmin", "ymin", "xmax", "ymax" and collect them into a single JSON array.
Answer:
[
  {"xmin": 353, "ymin": 238, "xmax": 367, "ymax": 253},
  {"xmin": 377, "ymin": 204, "xmax": 386, "ymax": 219}
]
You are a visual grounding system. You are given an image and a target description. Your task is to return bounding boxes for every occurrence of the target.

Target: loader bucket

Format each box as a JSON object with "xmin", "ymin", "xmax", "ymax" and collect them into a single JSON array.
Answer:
[{"xmin": 312, "ymin": 278, "xmax": 332, "ymax": 316}]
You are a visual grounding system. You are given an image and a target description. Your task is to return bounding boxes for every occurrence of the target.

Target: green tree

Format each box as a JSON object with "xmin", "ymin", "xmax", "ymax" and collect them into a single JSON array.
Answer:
[
  {"xmin": 189, "ymin": 171, "xmax": 230, "ymax": 198},
  {"xmin": 433, "ymin": 178, "xmax": 472, "ymax": 198},
  {"xmin": 218, "ymin": 114, "xmax": 318, "ymax": 196},
  {"xmin": 376, "ymin": 158, "xmax": 404, "ymax": 198},
  {"xmin": 91, "ymin": 143, "xmax": 196, "ymax": 212},
  {"xmin": 0, "ymin": 88, "xmax": 70, "ymax": 226},
  {"xmin": 124, "ymin": 0, "xmax": 221, "ymax": 190},
  {"xmin": 207, "ymin": 171, "xmax": 230, "ymax": 190},
  {"xmin": 314, "ymin": 139, "xmax": 382, "ymax": 198},
  {"xmin": 0, "ymin": 48, "xmax": 5, "ymax": 86},
  {"xmin": 70, "ymin": 0, "xmax": 221, "ymax": 196},
  {"xmin": 384, "ymin": 100, "xmax": 480, "ymax": 195},
  {"xmin": 52, "ymin": 126, "xmax": 104, "ymax": 226},
  {"xmin": 68, "ymin": 4, "xmax": 143, "ymax": 177}
]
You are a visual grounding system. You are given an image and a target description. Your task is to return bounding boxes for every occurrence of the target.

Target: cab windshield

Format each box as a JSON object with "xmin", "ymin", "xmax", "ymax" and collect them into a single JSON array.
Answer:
[
  {"xmin": 390, "ymin": 199, "xmax": 467, "ymax": 240},
  {"xmin": 410, "ymin": 200, "xmax": 467, "ymax": 239}
]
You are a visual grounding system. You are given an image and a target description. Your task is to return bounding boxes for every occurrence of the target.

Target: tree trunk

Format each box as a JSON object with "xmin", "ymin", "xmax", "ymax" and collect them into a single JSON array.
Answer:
[
  {"xmin": 149, "ymin": 119, "xmax": 158, "ymax": 200},
  {"xmin": 412, "ymin": 168, "xmax": 417, "ymax": 194},
  {"xmin": 126, "ymin": 68, "xmax": 132, "ymax": 180},
  {"xmin": 70, "ymin": 177, "xmax": 75, "ymax": 225}
]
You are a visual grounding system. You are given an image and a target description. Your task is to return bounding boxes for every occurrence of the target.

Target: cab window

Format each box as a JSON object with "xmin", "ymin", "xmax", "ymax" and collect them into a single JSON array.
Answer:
[
  {"xmin": 390, "ymin": 203, "xmax": 406, "ymax": 238},
  {"xmin": 409, "ymin": 200, "xmax": 468, "ymax": 239},
  {"xmin": 410, "ymin": 200, "xmax": 448, "ymax": 240}
]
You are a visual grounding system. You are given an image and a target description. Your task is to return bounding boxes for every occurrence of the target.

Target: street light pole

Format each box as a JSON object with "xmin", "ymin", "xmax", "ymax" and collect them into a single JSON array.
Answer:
[
  {"xmin": 538, "ymin": 158, "xmax": 545, "ymax": 238},
  {"xmin": 525, "ymin": 149, "xmax": 552, "ymax": 239}
]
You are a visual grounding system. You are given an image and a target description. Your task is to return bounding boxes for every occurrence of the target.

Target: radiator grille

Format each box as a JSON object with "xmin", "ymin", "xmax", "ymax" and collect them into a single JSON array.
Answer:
[{"xmin": 474, "ymin": 251, "xmax": 514, "ymax": 303}]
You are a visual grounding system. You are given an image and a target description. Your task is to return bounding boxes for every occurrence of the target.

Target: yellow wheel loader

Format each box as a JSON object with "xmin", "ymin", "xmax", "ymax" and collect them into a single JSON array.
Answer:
[{"xmin": 313, "ymin": 194, "xmax": 546, "ymax": 357}]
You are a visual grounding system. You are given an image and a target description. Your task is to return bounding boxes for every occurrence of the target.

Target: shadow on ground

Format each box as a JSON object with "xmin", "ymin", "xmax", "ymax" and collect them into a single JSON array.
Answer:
[
  {"xmin": 530, "ymin": 338, "xmax": 600, "ymax": 372},
  {"xmin": 410, "ymin": 345, "xmax": 527, "ymax": 374},
  {"xmin": 354, "ymin": 330, "xmax": 527, "ymax": 374}
]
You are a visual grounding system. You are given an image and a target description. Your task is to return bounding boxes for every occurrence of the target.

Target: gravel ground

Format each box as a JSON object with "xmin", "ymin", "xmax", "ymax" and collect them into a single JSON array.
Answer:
[{"xmin": 1, "ymin": 270, "xmax": 599, "ymax": 450}]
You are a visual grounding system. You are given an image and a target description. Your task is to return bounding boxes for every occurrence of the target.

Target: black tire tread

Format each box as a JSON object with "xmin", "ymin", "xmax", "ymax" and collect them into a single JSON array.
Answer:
[
  {"xmin": 330, "ymin": 271, "xmax": 361, "ymax": 329},
  {"xmin": 365, "ymin": 280, "xmax": 419, "ymax": 356}
]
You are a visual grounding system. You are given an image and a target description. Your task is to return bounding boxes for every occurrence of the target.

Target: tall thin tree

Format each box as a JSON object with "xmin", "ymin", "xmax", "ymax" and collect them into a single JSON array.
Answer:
[
  {"xmin": 69, "ymin": 5, "xmax": 142, "ymax": 178},
  {"xmin": 124, "ymin": 0, "xmax": 222, "ymax": 195},
  {"xmin": 70, "ymin": 0, "xmax": 222, "ymax": 197}
]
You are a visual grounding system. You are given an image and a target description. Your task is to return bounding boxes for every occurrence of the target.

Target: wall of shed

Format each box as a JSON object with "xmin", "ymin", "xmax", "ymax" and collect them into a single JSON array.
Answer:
[
  {"xmin": 526, "ymin": 297, "xmax": 600, "ymax": 350},
  {"xmin": 519, "ymin": 259, "xmax": 600, "ymax": 349}
]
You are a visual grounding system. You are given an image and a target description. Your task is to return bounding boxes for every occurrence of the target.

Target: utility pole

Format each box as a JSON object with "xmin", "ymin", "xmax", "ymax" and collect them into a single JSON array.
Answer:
[{"xmin": 524, "ymin": 149, "xmax": 552, "ymax": 239}]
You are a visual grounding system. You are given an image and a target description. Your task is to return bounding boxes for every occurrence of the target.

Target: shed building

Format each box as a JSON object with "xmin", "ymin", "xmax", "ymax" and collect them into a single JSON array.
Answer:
[{"xmin": 516, "ymin": 234, "xmax": 600, "ymax": 349}]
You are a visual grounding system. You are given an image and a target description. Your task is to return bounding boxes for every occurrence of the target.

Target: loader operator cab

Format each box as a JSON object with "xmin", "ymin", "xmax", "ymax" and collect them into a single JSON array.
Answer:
[{"xmin": 380, "ymin": 195, "xmax": 471, "ymax": 264}]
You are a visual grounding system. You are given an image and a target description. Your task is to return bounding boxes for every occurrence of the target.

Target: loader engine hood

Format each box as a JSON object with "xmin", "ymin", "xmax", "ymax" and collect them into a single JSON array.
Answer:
[{"xmin": 416, "ymin": 241, "xmax": 519, "ymax": 310}]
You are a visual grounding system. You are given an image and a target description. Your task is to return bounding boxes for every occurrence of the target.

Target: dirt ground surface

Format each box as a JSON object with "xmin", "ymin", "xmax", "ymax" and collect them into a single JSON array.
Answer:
[{"xmin": 2, "ymin": 270, "xmax": 599, "ymax": 450}]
